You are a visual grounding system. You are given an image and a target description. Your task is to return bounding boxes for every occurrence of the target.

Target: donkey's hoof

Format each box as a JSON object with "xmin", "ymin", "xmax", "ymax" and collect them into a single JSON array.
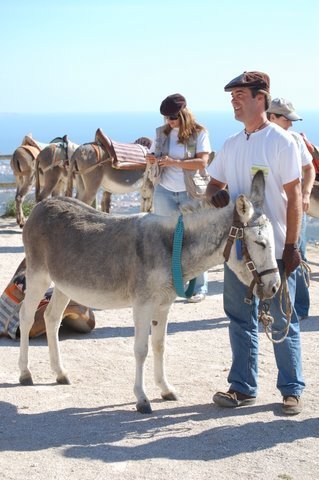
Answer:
[
  {"xmin": 19, "ymin": 374, "xmax": 33, "ymax": 386},
  {"xmin": 57, "ymin": 375, "xmax": 71, "ymax": 385},
  {"xmin": 136, "ymin": 400, "xmax": 152, "ymax": 414},
  {"xmin": 161, "ymin": 391, "xmax": 178, "ymax": 401}
]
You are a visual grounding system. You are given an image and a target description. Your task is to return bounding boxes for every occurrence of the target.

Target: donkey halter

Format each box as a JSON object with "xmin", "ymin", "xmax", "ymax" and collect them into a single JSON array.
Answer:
[{"xmin": 223, "ymin": 210, "xmax": 279, "ymax": 304}]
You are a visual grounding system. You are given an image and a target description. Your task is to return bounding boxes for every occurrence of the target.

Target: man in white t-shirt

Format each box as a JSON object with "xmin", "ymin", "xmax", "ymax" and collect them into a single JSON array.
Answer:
[
  {"xmin": 267, "ymin": 97, "xmax": 315, "ymax": 320},
  {"xmin": 206, "ymin": 71, "xmax": 304, "ymax": 415}
]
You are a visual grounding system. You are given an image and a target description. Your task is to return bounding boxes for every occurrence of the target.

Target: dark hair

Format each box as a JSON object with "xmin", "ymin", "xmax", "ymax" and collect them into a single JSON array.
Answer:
[
  {"xmin": 266, "ymin": 112, "xmax": 282, "ymax": 120},
  {"xmin": 250, "ymin": 88, "xmax": 271, "ymax": 110},
  {"xmin": 163, "ymin": 107, "xmax": 205, "ymax": 143}
]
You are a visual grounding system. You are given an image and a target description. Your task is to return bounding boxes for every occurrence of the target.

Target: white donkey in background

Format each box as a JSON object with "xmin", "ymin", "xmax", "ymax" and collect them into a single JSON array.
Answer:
[{"xmin": 19, "ymin": 170, "xmax": 280, "ymax": 413}]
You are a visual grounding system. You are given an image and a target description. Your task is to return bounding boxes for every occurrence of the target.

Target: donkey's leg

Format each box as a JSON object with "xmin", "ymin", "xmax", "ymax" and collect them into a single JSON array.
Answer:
[
  {"xmin": 52, "ymin": 169, "xmax": 68, "ymax": 197},
  {"xmin": 77, "ymin": 172, "xmax": 103, "ymax": 208},
  {"xmin": 100, "ymin": 191, "xmax": 112, "ymax": 213},
  {"xmin": 132, "ymin": 303, "xmax": 154, "ymax": 414},
  {"xmin": 55, "ymin": 170, "xmax": 68, "ymax": 197},
  {"xmin": 73, "ymin": 175, "xmax": 85, "ymax": 199},
  {"xmin": 140, "ymin": 177, "xmax": 154, "ymax": 213},
  {"xmin": 19, "ymin": 271, "xmax": 51, "ymax": 385},
  {"xmin": 15, "ymin": 175, "xmax": 33, "ymax": 228},
  {"xmin": 37, "ymin": 168, "xmax": 61, "ymax": 202},
  {"xmin": 44, "ymin": 286, "xmax": 71, "ymax": 384},
  {"xmin": 151, "ymin": 305, "xmax": 178, "ymax": 401}
]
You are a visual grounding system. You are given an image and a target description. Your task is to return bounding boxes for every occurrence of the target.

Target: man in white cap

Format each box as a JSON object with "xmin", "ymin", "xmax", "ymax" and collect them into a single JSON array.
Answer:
[{"xmin": 267, "ymin": 98, "xmax": 315, "ymax": 320}]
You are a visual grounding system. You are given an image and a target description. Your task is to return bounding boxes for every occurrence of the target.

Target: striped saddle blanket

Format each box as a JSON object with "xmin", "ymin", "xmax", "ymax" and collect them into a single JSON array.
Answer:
[
  {"xmin": 0, "ymin": 259, "xmax": 95, "ymax": 339},
  {"xmin": 95, "ymin": 128, "xmax": 150, "ymax": 170}
]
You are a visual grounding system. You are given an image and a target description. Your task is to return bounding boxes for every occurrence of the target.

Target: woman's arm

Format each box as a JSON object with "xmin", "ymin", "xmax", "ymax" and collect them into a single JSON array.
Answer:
[{"xmin": 158, "ymin": 151, "xmax": 209, "ymax": 170}]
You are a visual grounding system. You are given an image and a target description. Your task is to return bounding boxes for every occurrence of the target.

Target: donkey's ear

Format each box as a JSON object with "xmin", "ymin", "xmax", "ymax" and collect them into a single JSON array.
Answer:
[
  {"xmin": 250, "ymin": 170, "xmax": 265, "ymax": 209},
  {"xmin": 235, "ymin": 195, "xmax": 254, "ymax": 224}
]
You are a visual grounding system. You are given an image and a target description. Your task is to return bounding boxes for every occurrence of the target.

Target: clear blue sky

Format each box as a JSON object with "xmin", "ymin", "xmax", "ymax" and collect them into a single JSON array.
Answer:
[{"xmin": 1, "ymin": 0, "xmax": 318, "ymax": 113}]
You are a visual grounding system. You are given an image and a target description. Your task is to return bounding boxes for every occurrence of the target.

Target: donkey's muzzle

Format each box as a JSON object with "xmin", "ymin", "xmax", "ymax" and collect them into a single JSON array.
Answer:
[{"xmin": 256, "ymin": 275, "xmax": 281, "ymax": 300}]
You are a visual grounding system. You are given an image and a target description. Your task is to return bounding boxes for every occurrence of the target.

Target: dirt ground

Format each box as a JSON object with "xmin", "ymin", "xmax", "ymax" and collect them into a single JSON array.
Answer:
[{"xmin": 0, "ymin": 217, "xmax": 318, "ymax": 480}]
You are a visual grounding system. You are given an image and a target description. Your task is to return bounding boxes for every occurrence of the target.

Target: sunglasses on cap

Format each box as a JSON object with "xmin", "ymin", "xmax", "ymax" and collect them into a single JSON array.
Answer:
[{"xmin": 165, "ymin": 114, "xmax": 179, "ymax": 121}]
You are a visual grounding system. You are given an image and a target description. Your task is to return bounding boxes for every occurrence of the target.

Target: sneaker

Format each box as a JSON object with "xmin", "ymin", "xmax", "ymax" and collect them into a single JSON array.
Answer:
[
  {"xmin": 213, "ymin": 390, "xmax": 256, "ymax": 408},
  {"xmin": 187, "ymin": 293, "xmax": 206, "ymax": 303},
  {"xmin": 282, "ymin": 396, "xmax": 302, "ymax": 415}
]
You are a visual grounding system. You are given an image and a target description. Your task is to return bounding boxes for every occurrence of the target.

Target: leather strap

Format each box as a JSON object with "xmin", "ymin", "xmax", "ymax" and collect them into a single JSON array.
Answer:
[{"xmin": 223, "ymin": 207, "xmax": 279, "ymax": 304}]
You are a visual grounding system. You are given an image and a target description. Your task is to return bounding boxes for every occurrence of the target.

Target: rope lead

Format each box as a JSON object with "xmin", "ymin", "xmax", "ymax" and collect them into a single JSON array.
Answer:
[
  {"xmin": 172, "ymin": 215, "xmax": 196, "ymax": 298},
  {"xmin": 258, "ymin": 272, "xmax": 293, "ymax": 344}
]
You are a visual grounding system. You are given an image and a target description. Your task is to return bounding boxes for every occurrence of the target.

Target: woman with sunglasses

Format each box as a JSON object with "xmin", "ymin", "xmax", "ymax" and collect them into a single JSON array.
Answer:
[{"xmin": 145, "ymin": 93, "xmax": 212, "ymax": 303}]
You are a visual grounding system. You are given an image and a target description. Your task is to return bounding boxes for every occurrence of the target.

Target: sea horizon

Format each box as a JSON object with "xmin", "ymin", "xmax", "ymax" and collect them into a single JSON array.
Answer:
[
  {"xmin": 1, "ymin": 110, "xmax": 319, "ymax": 154},
  {"xmin": 1, "ymin": 110, "xmax": 319, "ymax": 242}
]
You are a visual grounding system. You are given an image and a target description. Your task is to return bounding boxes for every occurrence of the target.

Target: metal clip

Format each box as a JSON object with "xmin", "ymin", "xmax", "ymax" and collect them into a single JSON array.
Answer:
[
  {"xmin": 229, "ymin": 226, "xmax": 238, "ymax": 238},
  {"xmin": 246, "ymin": 260, "xmax": 256, "ymax": 272},
  {"xmin": 237, "ymin": 227, "xmax": 244, "ymax": 239}
]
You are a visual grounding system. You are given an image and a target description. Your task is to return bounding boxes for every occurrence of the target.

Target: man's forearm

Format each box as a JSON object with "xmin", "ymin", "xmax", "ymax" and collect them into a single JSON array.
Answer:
[
  {"xmin": 302, "ymin": 164, "xmax": 316, "ymax": 196},
  {"xmin": 286, "ymin": 190, "xmax": 302, "ymax": 244}
]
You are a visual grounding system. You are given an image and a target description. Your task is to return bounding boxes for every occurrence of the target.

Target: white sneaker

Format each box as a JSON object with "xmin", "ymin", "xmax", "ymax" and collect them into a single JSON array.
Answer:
[{"xmin": 187, "ymin": 293, "xmax": 206, "ymax": 303}]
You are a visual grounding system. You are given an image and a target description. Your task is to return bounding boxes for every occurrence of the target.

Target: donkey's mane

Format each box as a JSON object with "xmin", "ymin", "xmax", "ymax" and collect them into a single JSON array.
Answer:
[{"xmin": 179, "ymin": 199, "xmax": 211, "ymax": 214}]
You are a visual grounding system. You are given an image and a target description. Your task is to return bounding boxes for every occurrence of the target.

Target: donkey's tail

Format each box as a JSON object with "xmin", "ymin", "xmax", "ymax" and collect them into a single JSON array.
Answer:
[
  {"xmin": 66, "ymin": 152, "xmax": 76, "ymax": 197},
  {"xmin": 35, "ymin": 157, "xmax": 41, "ymax": 202}
]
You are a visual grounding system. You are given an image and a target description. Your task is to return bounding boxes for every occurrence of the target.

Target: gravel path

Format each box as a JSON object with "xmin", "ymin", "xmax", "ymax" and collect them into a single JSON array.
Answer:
[{"xmin": 0, "ymin": 217, "xmax": 318, "ymax": 480}]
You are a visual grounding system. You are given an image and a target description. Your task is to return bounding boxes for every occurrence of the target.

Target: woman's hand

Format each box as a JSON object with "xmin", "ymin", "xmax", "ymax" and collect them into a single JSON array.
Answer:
[
  {"xmin": 145, "ymin": 153, "xmax": 158, "ymax": 165},
  {"xmin": 158, "ymin": 155, "xmax": 180, "ymax": 167}
]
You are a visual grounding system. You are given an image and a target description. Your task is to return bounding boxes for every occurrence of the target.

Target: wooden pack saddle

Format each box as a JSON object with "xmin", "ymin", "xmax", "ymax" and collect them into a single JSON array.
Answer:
[{"xmin": 95, "ymin": 128, "xmax": 149, "ymax": 170}]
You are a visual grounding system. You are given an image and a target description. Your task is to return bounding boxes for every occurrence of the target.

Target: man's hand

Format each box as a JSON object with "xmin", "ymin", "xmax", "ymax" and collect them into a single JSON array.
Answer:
[
  {"xmin": 302, "ymin": 192, "xmax": 311, "ymax": 212},
  {"xmin": 211, "ymin": 189, "xmax": 230, "ymax": 208},
  {"xmin": 282, "ymin": 243, "xmax": 302, "ymax": 276}
]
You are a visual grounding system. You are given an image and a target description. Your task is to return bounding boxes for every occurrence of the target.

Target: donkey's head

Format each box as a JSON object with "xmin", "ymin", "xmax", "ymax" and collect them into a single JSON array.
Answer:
[{"xmin": 226, "ymin": 170, "xmax": 281, "ymax": 300}]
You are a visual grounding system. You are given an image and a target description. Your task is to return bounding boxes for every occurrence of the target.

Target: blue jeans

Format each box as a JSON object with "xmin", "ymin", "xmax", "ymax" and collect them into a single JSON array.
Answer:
[
  {"xmin": 295, "ymin": 213, "xmax": 310, "ymax": 318},
  {"xmin": 224, "ymin": 261, "xmax": 305, "ymax": 397},
  {"xmin": 153, "ymin": 184, "xmax": 208, "ymax": 295}
]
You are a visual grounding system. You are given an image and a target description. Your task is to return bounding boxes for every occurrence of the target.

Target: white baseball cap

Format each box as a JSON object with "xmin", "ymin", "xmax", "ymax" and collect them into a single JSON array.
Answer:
[{"xmin": 267, "ymin": 97, "xmax": 302, "ymax": 121}]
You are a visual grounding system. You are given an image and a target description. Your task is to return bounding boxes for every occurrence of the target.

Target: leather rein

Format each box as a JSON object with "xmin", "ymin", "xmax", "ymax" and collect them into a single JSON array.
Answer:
[
  {"xmin": 222, "ymin": 208, "xmax": 309, "ymax": 344},
  {"xmin": 223, "ymin": 209, "xmax": 279, "ymax": 305}
]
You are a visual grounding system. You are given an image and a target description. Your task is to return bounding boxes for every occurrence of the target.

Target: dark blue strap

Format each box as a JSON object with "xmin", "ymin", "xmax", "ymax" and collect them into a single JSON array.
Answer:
[
  {"xmin": 236, "ymin": 238, "xmax": 243, "ymax": 260},
  {"xmin": 172, "ymin": 215, "xmax": 196, "ymax": 298}
]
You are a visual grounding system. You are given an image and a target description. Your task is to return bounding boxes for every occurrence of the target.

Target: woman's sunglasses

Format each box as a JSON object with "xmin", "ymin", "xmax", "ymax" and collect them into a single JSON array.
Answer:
[{"xmin": 165, "ymin": 114, "xmax": 179, "ymax": 121}]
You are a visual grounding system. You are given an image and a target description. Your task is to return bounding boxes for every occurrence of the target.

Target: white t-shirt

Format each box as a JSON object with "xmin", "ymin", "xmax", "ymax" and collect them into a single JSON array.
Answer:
[
  {"xmin": 207, "ymin": 123, "xmax": 301, "ymax": 258},
  {"xmin": 290, "ymin": 131, "xmax": 312, "ymax": 167},
  {"xmin": 158, "ymin": 128, "xmax": 211, "ymax": 192}
]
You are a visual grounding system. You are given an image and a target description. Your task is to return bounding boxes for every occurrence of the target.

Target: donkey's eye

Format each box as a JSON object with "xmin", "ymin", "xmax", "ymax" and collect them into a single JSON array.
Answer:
[{"xmin": 255, "ymin": 240, "xmax": 266, "ymax": 249}]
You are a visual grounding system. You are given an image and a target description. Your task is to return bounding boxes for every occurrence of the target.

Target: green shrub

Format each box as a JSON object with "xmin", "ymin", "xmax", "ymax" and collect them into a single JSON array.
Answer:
[{"xmin": 3, "ymin": 199, "xmax": 35, "ymax": 218}]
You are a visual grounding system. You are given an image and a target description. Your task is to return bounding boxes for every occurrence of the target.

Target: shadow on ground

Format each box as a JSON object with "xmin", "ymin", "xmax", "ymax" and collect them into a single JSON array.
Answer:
[{"xmin": 0, "ymin": 400, "xmax": 317, "ymax": 463}]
